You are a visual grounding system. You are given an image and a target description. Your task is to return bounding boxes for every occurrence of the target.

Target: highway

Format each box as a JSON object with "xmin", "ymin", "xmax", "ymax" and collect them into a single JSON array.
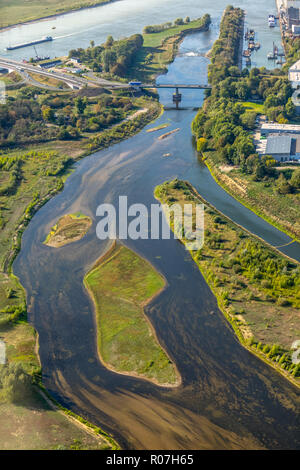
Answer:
[{"xmin": 0, "ymin": 56, "xmax": 128, "ymax": 90}]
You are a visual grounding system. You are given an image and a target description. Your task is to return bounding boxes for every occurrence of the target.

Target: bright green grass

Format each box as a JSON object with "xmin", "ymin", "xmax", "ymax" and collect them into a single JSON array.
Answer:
[
  {"xmin": 240, "ymin": 101, "xmax": 264, "ymax": 113},
  {"xmin": 84, "ymin": 244, "xmax": 178, "ymax": 385},
  {"xmin": 0, "ymin": 0, "xmax": 113, "ymax": 28},
  {"xmin": 143, "ymin": 18, "xmax": 207, "ymax": 48}
]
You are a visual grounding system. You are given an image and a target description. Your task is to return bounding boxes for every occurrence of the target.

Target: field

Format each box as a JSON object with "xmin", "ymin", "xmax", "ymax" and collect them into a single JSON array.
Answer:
[
  {"xmin": 0, "ymin": 0, "xmax": 113, "ymax": 28},
  {"xmin": 155, "ymin": 179, "xmax": 300, "ymax": 384},
  {"xmin": 0, "ymin": 386, "xmax": 112, "ymax": 450},
  {"xmin": 239, "ymin": 101, "xmax": 264, "ymax": 113},
  {"xmin": 44, "ymin": 212, "xmax": 92, "ymax": 247},
  {"xmin": 28, "ymin": 72, "xmax": 70, "ymax": 90},
  {"xmin": 84, "ymin": 243, "xmax": 179, "ymax": 386}
]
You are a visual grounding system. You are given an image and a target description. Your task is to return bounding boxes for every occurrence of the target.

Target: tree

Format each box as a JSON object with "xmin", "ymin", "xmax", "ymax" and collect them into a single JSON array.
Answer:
[
  {"xmin": 197, "ymin": 137, "xmax": 208, "ymax": 153},
  {"xmin": 90, "ymin": 40, "xmax": 95, "ymax": 48},
  {"xmin": 41, "ymin": 105, "xmax": 55, "ymax": 122},
  {"xmin": 174, "ymin": 18, "xmax": 184, "ymax": 25},
  {"xmin": 74, "ymin": 96, "xmax": 87, "ymax": 115},
  {"xmin": 185, "ymin": 16, "xmax": 190, "ymax": 23},
  {"xmin": 0, "ymin": 363, "xmax": 32, "ymax": 403},
  {"xmin": 276, "ymin": 173, "xmax": 292, "ymax": 194},
  {"xmin": 285, "ymin": 98, "xmax": 296, "ymax": 119},
  {"xmin": 105, "ymin": 35, "xmax": 114, "ymax": 48},
  {"xmin": 290, "ymin": 168, "xmax": 300, "ymax": 190}
]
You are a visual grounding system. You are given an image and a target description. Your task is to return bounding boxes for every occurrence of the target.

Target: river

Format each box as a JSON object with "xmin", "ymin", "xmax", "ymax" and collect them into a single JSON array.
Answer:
[{"xmin": 12, "ymin": 0, "xmax": 300, "ymax": 450}]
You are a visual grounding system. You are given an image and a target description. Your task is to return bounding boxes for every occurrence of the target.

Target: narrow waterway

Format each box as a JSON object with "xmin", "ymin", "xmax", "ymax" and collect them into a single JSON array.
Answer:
[{"xmin": 13, "ymin": 10, "xmax": 300, "ymax": 449}]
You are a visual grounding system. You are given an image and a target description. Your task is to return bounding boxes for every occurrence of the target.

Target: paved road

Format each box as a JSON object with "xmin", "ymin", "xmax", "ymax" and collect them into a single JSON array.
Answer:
[{"xmin": 0, "ymin": 56, "xmax": 128, "ymax": 90}]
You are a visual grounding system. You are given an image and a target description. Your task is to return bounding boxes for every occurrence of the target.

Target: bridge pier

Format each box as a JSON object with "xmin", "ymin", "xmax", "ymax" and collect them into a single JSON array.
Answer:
[{"xmin": 172, "ymin": 87, "xmax": 182, "ymax": 110}]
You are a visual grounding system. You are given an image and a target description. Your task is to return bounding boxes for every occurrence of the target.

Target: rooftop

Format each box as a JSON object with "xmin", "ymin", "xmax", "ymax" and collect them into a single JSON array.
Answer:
[
  {"xmin": 261, "ymin": 122, "xmax": 300, "ymax": 131},
  {"xmin": 265, "ymin": 135, "xmax": 292, "ymax": 155}
]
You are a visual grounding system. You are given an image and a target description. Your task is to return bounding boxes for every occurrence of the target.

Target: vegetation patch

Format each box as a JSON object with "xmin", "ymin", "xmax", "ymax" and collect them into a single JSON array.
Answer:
[
  {"xmin": 84, "ymin": 243, "xmax": 179, "ymax": 386},
  {"xmin": 44, "ymin": 212, "xmax": 92, "ymax": 248},
  {"xmin": 155, "ymin": 179, "xmax": 300, "ymax": 386},
  {"xmin": 0, "ymin": 0, "xmax": 114, "ymax": 29}
]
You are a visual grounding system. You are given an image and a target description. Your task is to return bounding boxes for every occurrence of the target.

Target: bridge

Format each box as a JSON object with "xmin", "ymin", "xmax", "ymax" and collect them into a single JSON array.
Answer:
[
  {"xmin": 0, "ymin": 56, "xmax": 211, "ymax": 109},
  {"xmin": 138, "ymin": 83, "xmax": 211, "ymax": 109}
]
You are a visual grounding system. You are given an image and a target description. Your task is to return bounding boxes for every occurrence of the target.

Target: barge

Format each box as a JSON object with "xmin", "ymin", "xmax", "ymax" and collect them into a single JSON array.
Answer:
[{"xmin": 6, "ymin": 36, "xmax": 53, "ymax": 51}]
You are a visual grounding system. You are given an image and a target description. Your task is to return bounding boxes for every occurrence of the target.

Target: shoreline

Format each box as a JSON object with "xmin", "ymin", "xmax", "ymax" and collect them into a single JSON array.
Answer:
[
  {"xmin": 155, "ymin": 181, "xmax": 300, "ymax": 390},
  {"xmin": 203, "ymin": 153, "xmax": 300, "ymax": 246},
  {"xmin": 84, "ymin": 241, "xmax": 182, "ymax": 389},
  {"xmin": 0, "ymin": 0, "xmax": 119, "ymax": 33}
]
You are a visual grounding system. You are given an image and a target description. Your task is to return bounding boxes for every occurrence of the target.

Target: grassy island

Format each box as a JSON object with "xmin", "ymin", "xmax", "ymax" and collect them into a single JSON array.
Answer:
[
  {"xmin": 44, "ymin": 212, "xmax": 92, "ymax": 248},
  {"xmin": 84, "ymin": 243, "xmax": 179, "ymax": 386},
  {"xmin": 155, "ymin": 179, "xmax": 300, "ymax": 387}
]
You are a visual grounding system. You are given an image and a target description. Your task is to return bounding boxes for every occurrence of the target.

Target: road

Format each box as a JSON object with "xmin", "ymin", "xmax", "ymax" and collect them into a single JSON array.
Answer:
[{"xmin": 0, "ymin": 56, "xmax": 128, "ymax": 91}]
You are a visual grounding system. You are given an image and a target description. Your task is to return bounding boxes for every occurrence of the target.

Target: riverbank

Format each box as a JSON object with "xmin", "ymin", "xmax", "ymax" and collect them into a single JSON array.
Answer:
[
  {"xmin": 132, "ymin": 15, "xmax": 211, "ymax": 82},
  {"xmin": 155, "ymin": 179, "xmax": 300, "ymax": 388},
  {"xmin": 0, "ymin": 0, "xmax": 117, "ymax": 31},
  {"xmin": 192, "ymin": 5, "xmax": 300, "ymax": 244},
  {"xmin": 203, "ymin": 152, "xmax": 300, "ymax": 243},
  {"xmin": 84, "ymin": 242, "xmax": 180, "ymax": 387}
]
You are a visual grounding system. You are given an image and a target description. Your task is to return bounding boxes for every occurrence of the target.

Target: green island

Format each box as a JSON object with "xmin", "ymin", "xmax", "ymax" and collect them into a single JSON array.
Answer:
[
  {"xmin": 44, "ymin": 212, "xmax": 92, "ymax": 248},
  {"xmin": 155, "ymin": 179, "xmax": 300, "ymax": 387},
  {"xmin": 84, "ymin": 242, "xmax": 179, "ymax": 386},
  {"xmin": 192, "ymin": 6, "xmax": 300, "ymax": 241},
  {"xmin": 0, "ymin": 0, "xmax": 114, "ymax": 29}
]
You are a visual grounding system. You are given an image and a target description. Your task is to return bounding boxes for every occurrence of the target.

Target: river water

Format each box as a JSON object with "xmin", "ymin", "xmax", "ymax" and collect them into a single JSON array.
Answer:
[{"xmin": 11, "ymin": 0, "xmax": 300, "ymax": 450}]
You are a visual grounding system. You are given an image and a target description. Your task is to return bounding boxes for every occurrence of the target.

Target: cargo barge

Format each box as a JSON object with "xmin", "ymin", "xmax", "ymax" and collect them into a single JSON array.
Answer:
[{"xmin": 6, "ymin": 36, "xmax": 53, "ymax": 51}]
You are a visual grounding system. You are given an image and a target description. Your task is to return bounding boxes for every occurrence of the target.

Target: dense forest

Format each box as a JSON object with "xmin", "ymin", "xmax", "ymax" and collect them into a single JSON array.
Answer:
[{"xmin": 69, "ymin": 34, "xmax": 144, "ymax": 77}]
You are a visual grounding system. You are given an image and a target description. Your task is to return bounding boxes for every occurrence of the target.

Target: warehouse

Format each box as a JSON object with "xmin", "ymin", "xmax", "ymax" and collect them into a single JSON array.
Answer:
[
  {"xmin": 261, "ymin": 122, "xmax": 300, "ymax": 136},
  {"xmin": 262, "ymin": 135, "xmax": 300, "ymax": 161}
]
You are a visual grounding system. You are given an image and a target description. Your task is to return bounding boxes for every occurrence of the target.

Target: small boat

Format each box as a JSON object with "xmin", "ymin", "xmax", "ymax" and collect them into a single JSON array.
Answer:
[
  {"xmin": 245, "ymin": 57, "xmax": 251, "ymax": 66},
  {"xmin": 268, "ymin": 14, "xmax": 275, "ymax": 27},
  {"xmin": 254, "ymin": 42, "xmax": 260, "ymax": 50},
  {"xmin": 163, "ymin": 153, "xmax": 171, "ymax": 157},
  {"xmin": 243, "ymin": 50, "xmax": 251, "ymax": 57}
]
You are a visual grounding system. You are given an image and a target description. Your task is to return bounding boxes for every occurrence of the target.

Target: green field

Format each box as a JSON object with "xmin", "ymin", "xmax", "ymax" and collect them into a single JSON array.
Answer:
[
  {"xmin": 142, "ymin": 18, "xmax": 209, "ymax": 48},
  {"xmin": 240, "ymin": 101, "xmax": 264, "ymax": 113},
  {"xmin": 155, "ymin": 180, "xmax": 300, "ymax": 385},
  {"xmin": 84, "ymin": 243, "xmax": 178, "ymax": 386},
  {"xmin": 0, "ymin": 0, "xmax": 113, "ymax": 28}
]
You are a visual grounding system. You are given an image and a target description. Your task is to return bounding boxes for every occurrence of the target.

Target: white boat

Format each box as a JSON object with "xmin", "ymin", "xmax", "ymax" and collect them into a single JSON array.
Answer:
[{"xmin": 268, "ymin": 14, "xmax": 275, "ymax": 27}]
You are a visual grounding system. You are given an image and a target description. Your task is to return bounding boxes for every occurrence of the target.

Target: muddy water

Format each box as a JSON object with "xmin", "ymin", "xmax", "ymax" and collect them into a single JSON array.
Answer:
[{"xmin": 13, "ymin": 7, "xmax": 300, "ymax": 451}]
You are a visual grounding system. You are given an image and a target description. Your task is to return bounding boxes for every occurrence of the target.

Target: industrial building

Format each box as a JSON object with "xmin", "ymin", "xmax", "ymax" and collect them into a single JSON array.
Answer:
[
  {"xmin": 260, "ymin": 134, "xmax": 300, "ymax": 161},
  {"xmin": 289, "ymin": 59, "xmax": 300, "ymax": 88},
  {"xmin": 261, "ymin": 122, "xmax": 300, "ymax": 135}
]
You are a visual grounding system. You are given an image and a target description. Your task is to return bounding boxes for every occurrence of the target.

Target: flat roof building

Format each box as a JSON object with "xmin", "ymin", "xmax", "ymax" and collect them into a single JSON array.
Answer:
[
  {"xmin": 261, "ymin": 122, "xmax": 300, "ymax": 135},
  {"xmin": 289, "ymin": 59, "xmax": 300, "ymax": 88},
  {"xmin": 260, "ymin": 135, "xmax": 300, "ymax": 161}
]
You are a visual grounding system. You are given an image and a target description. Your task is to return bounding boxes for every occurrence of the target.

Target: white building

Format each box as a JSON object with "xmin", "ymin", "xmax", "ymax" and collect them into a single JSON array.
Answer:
[{"xmin": 289, "ymin": 59, "xmax": 300, "ymax": 88}]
